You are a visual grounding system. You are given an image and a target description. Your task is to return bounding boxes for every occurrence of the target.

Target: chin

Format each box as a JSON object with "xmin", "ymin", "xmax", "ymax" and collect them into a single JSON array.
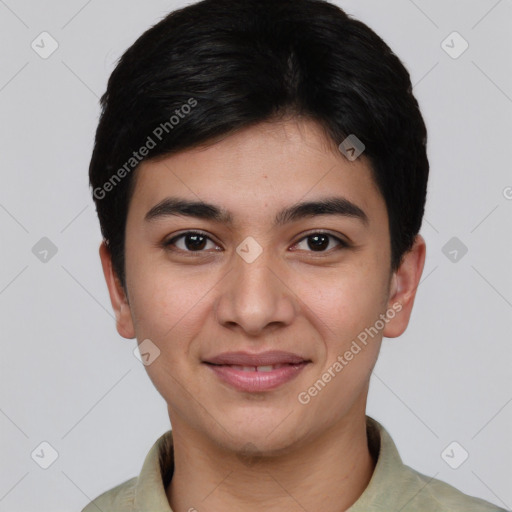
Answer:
[
  {"xmin": 227, "ymin": 431, "xmax": 301, "ymax": 459},
  {"xmin": 211, "ymin": 410, "xmax": 308, "ymax": 454}
]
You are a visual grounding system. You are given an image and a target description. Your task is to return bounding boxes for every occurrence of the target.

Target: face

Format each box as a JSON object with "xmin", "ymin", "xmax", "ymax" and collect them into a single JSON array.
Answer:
[{"xmin": 101, "ymin": 118, "xmax": 425, "ymax": 455}]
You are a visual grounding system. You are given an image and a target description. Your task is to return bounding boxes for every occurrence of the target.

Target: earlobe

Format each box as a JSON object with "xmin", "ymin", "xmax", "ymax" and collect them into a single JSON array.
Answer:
[
  {"xmin": 383, "ymin": 234, "xmax": 426, "ymax": 339},
  {"xmin": 98, "ymin": 242, "xmax": 136, "ymax": 339}
]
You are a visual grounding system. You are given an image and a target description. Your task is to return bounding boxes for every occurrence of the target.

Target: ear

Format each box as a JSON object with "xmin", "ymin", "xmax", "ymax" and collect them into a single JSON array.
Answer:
[
  {"xmin": 383, "ymin": 234, "xmax": 426, "ymax": 338},
  {"xmin": 99, "ymin": 241, "xmax": 135, "ymax": 339}
]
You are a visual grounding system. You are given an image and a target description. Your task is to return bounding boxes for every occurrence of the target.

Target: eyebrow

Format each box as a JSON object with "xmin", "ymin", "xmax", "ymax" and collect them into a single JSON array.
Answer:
[{"xmin": 144, "ymin": 196, "xmax": 369, "ymax": 226}]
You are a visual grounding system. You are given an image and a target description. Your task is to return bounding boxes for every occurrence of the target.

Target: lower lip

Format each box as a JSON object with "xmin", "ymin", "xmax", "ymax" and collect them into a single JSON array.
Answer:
[{"xmin": 205, "ymin": 363, "xmax": 308, "ymax": 393}]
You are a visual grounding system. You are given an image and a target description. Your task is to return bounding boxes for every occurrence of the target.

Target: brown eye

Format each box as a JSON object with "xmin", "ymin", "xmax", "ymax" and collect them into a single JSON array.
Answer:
[
  {"xmin": 293, "ymin": 232, "xmax": 348, "ymax": 253},
  {"xmin": 164, "ymin": 231, "xmax": 220, "ymax": 253}
]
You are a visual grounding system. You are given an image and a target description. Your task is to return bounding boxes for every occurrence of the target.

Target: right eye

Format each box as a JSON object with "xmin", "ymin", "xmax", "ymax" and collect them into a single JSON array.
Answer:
[{"xmin": 163, "ymin": 230, "xmax": 222, "ymax": 254}]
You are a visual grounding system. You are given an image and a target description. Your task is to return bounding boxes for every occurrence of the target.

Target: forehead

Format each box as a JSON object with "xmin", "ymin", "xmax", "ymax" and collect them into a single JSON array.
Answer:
[{"xmin": 128, "ymin": 118, "xmax": 387, "ymax": 227}]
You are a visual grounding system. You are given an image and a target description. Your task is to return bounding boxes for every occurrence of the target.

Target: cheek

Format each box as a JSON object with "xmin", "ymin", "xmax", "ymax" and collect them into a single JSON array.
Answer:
[
  {"xmin": 294, "ymin": 272, "xmax": 386, "ymax": 419},
  {"xmin": 128, "ymin": 268, "xmax": 210, "ymax": 401},
  {"xmin": 299, "ymin": 265, "xmax": 389, "ymax": 345},
  {"xmin": 127, "ymin": 259, "xmax": 203, "ymax": 347}
]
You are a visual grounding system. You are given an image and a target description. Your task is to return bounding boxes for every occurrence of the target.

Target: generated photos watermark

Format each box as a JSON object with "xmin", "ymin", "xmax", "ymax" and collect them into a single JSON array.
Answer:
[
  {"xmin": 297, "ymin": 301, "xmax": 402, "ymax": 405},
  {"xmin": 93, "ymin": 97, "xmax": 198, "ymax": 200}
]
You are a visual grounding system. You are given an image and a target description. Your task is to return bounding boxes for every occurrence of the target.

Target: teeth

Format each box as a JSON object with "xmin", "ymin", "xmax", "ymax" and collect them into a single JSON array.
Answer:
[
  {"xmin": 231, "ymin": 365, "xmax": 256, "ymax": 372},
  {"xmin": 229, "ymin": 364, "xmax": 288, "ymax": 372},
  {"xmin": 257, "ymin": 365, "xmax": 275, "ymax": 372}
]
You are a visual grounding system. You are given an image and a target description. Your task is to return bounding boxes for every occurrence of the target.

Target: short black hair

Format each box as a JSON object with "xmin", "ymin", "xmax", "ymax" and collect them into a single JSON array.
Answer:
[{"xmin": 89, "ymin": 0, "xmax": 429, "ymax": 291}]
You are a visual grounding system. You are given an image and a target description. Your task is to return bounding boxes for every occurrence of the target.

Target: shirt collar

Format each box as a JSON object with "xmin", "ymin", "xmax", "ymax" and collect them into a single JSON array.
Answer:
[
  {"xmin": 132, "ymin": 415, "xmax": 405, "ymax": 511},
  {"xmin": 133, "ymin": 429, "xmax": 174, "ymax": 510},
  {"xmin": 348, "ymin": 416, "xmax": 412, "ymax": 511}
]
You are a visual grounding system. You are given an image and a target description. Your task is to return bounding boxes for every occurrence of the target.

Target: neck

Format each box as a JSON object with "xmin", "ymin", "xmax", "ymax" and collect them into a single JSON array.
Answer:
[{"xmin": 166, "ymin": 412, "xmax": 375, "ymax": 512}]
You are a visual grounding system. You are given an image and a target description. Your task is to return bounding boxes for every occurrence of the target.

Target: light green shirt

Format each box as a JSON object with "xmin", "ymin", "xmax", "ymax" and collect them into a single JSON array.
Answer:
[{"xmin": 82, "ymin": 416, "xmax": 506, "ymax": 511}]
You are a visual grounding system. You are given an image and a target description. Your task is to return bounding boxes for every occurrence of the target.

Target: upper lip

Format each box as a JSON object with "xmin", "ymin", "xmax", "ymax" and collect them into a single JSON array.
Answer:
[{"xmin": 204, "ymin": 351, "xmax": 309, "ymax": 366}]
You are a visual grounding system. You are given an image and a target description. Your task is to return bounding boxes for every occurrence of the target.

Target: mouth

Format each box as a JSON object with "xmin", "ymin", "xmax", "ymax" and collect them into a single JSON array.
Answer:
[
  {"xmin": 203, "ymin": 351, "xmax": 311, "ymax": 392},
  {"xmin": 213, "ymin": 363, "xmax": 304, "ymax": 372}
]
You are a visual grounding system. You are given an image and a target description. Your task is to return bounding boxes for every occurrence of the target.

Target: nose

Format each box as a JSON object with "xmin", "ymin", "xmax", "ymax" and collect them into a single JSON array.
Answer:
[{"xmin": 214, "ymin": 249, "xmax": 297, "ymax": 337}]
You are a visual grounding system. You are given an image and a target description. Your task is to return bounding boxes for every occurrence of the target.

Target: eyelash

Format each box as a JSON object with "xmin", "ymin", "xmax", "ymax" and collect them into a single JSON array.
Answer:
[{"xmin": 162, "ymin": 230, "xmax": 350, "ymax": 256}]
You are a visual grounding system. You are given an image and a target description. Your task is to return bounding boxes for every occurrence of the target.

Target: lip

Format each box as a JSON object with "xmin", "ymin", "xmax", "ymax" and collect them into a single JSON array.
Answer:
[
  {"xmin": 203, "ymin": 351, "xmax": 311, "ymax": 393},
  {"xmin": 204, "ymin": 350, "xmax": 308, "ymax": 366}
]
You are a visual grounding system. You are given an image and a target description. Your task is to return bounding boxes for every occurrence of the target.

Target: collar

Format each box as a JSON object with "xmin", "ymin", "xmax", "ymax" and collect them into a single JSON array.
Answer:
[{"xmin": 132, "ymin": 415, "xmax": 407, "ymax": 511}]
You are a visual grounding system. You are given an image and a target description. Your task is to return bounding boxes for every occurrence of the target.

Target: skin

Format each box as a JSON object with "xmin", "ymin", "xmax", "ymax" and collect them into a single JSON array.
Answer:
[{"xmin": 100, "ymin": 117, "xmax": 426, "ymax": 512}]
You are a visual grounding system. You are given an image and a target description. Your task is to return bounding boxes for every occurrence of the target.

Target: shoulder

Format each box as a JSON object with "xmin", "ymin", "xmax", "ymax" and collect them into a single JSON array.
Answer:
[
  {"xmin": 399, "ymin": 463, "xmax": 507, "ymax": 512},
  {"xmin": 80, "ymin": 429, "xmax": 174, "ymax": 512},
  {"xmin": 355, "ymin": 417, "xmax": 507, "ymax": 512},
  {"xmin": 81, "ymin": 477, "xmax": 137, "ymax": 512}
]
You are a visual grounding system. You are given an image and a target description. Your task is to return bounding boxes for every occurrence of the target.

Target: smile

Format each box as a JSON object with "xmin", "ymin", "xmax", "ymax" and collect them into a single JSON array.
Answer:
[{"xmin": 204, "ymin": 360, "xmax": 310, "ymax": 392}]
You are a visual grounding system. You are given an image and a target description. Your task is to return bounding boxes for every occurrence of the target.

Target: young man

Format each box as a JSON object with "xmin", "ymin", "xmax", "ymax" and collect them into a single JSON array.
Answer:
[{"xmin": 83, "ymin": 0, "xmax": 505, "ymax": 510}]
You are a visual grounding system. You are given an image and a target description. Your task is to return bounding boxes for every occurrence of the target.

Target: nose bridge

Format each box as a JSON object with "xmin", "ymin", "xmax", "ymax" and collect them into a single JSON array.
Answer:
[
  {"xmin": 236, "ymin": 251, "xmax": 278, "ymax": 302},
  {"xmin": 215, "ymin": 245, "xmax": 296, "ymax": 334}
]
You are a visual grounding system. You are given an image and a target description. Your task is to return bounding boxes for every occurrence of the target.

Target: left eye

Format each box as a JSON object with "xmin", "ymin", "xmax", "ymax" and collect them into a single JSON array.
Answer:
[{"xmin": 292, "ymin": 233, "xmax": 347, "ymax": 252}]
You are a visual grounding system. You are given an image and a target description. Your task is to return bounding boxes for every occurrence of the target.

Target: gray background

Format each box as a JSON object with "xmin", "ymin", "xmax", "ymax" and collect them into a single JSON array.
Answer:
[{"xmin": 1, "ymin": 0, "xmax": 511, "ymax": 510}]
